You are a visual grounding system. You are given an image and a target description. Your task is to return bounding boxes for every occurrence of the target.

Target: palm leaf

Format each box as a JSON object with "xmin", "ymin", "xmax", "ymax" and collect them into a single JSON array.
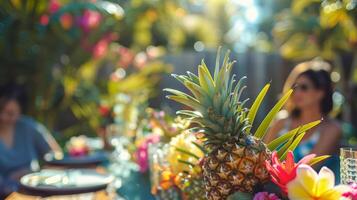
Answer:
[
  {"xmin": 279, "ymin": 131, "xmax": 306, "ymax": 160},
  {"xmin": 308, "ymin": 155, "xmax": 330, "ymax": 166},
  {"xmin": 267, "ymin": 127, "xmax": 300, "ymax": 151},
  {"xmin": 267, "ymin": 120, "xmax": 321, "ymax": 150},
  {"xmin": 276, "ymin": 127, "xmax": 301, "ymax": 158},
  {"xmin": 254, "ymin": 89, "xmax": 293, "ymax": 139},
  {"xmin": 247, "ymin": 83, "xmax": 270, "ymax": 133}
]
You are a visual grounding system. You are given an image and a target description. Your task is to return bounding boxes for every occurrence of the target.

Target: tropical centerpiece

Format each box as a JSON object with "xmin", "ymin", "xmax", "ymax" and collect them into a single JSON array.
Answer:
[{"xmin": 162, "ymin": 48, "xmax": 352, "ymax": 199}]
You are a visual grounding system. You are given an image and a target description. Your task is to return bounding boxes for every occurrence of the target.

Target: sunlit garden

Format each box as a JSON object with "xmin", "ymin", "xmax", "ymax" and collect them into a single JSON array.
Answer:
[{"xmin": 1, "ymin": 0, "xmax": 357, "ymax": 199}]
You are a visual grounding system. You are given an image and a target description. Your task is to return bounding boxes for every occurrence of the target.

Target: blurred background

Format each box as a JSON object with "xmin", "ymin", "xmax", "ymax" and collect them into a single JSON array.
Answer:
[{"xmin": 0, "ymin": 0, "xmax": 356, "ymax": 145}]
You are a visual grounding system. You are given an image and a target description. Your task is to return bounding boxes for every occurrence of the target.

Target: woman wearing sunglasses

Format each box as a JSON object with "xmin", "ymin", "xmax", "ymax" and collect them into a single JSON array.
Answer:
[{"xmin": 265, "ymin": 59, "xmax": 341, "ymax": 176}]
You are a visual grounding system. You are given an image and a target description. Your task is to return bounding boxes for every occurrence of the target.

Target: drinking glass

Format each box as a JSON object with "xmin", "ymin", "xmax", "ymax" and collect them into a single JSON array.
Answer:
[{"xmin": 340, "ymin": 147, "xmax": 357, "ymax": 184}]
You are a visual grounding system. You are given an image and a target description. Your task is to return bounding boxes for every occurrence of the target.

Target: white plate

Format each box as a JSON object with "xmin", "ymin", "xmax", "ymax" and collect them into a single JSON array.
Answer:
[{"xmin": 20, "ymin": 169, "xmax": 114, "ymax": 195}]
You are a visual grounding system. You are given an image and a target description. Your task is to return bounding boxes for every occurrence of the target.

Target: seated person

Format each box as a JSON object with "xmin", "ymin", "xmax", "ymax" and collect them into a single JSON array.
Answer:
[
  {"xmin": 264, "ymin": 60, "xmax": 342, "ymax": 179},
  {"xmin": 0, "ymin": 84, "xmax": 60, "ymax": 197}
]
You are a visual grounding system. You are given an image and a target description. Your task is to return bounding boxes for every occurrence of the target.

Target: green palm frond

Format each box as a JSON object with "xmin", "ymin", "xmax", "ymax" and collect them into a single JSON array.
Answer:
[
  {"xmin": 247, "ymin": 83, "xmax": 270, "ymax": 133},
  {"xmin": 308, "ymin": 155, "xmax": 331, "ymax": 166},
  {"xmin": 267, "ymin": 120, "xmax": 321, "ymax": 150},
  {"xmin": 254, "ymin": 89, "xmax": 293, "ymax": 139}
]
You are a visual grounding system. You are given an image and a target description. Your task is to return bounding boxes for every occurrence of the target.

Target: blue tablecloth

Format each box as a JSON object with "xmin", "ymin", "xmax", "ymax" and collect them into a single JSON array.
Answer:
[{"xmin": 117, "ymin": 171, "xmax": 155, "ymax": 200}]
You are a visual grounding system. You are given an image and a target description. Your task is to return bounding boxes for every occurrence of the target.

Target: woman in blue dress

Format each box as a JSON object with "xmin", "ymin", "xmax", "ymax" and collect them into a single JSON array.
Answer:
[
  {"xmin": 0, "ymin": 84, "xmax": 60, "ymax": 197},
  {"xmin": 264, "ymin": 60, "xmax": 342, "ymax": 181}
]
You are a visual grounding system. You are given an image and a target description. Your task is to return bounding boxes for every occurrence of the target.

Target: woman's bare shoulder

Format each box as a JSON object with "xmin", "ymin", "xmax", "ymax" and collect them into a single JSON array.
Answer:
[{"xmin": 321, "ymin": 118, "xmax": 342, "ymax": 134}]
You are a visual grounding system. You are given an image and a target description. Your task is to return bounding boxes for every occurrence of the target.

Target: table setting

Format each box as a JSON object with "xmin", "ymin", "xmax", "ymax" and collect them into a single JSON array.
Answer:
[{"xmin": 5, "ymin": 50, "xmax": 357, "ymax": 200}]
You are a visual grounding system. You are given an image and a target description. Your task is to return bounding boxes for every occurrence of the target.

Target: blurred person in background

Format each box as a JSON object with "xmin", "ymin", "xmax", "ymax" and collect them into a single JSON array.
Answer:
[
  {"xmin": 265, "ymin": 59, "xmax": 341, "ymax": 177},
  {"xmin": 0, "ymin": 83, "xmax": 61, "ymax": 198}
]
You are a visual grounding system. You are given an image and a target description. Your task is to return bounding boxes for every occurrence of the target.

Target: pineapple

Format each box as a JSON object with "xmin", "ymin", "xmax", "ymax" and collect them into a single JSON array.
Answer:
[{"xmin": 164, "ymin": 48, "xmax": 318, "ymax": 199}]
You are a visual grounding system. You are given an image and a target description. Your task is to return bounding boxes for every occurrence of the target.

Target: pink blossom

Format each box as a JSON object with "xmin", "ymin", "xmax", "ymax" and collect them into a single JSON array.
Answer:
[
  {"xmin": 91, "ymin": 33, "xmax": 118, "ymax": 58},
  {"xmin": 39, "ymin": 15, "xmax": 50, "ymax": 25},
  {"xmin": 266, "ymin": 151, "xmax": 316, "ymax": 194},
  {"xmin": 135, "ymin": 134, "xmax": 160, "ymax": 173},
  {"xmin": 78, "ymin": 10, "xmax": 101, "ymax": 33},
  {"xmin": 92, "ymin": 39, "xmax": 108, "ymax": 58},
  {"xmin": 81, "ymin": 33, "xmax": 117, "ymax": 58},
  {"xmin": 342, "ymin": 183, "xmax": 357, "ymax": 200},
  {"xmin": 253, "ymin": 192, "xmax": 281, "ymax": 200},
  {"xmin": 49, "ymin": 0, "xmax": 61, "ymax": 14},
  {"xmin": 136, "ymin": 145, "xmax": 149, "ymax": 173},
  {"xmin": 117, "ymin": 47, "xmax": 134, "ymax": 69},
  {"xmin": 145, "ymin": 134, "xmax": 160, "ymax": 144}
]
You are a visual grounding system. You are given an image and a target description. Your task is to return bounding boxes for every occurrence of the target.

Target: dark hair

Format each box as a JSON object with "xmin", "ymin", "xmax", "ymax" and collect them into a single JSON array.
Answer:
[
  {"xmin": 0, "ymin": 83, "xmax": 27, "ymax": 113},
  {"xmin": 292, "ymin": 69, "xmax": 333, "ymax": 117}
]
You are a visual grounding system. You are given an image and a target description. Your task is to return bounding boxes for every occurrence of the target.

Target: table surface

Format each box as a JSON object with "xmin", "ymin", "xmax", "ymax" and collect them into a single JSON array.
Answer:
[
  {"xmin": 6, "ymin": 153, "xmax": 155, "ymax": 200},
  {"xmin": 6, "ymin": 190, "xmax": 113, "ymax": 200}
]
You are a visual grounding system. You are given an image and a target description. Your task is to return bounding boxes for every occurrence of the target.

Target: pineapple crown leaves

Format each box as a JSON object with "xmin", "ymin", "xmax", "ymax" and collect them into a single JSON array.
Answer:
[
  {"xmin": 164, "ymin": 48, "xmax": 251, "ymax": 145},
  {"xmin": 164, "ymin": 48, "xmax": 316, "ymax": 156}
]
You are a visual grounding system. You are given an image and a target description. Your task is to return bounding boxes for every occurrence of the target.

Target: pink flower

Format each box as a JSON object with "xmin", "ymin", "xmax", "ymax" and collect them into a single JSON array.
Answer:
[
  {"xmin": 136, "ymin": 145, "xmax": 149, "ymax": 173},
  {"xmin": 49, "ymin": 0, "xmax": 61, "ymax": 14},
  {"xmin": 265, "ymin": 151, "xmax": 316, "ymax": 194},
  {"xmin": 92, "ymin": 39, "xmax": 108, "ymax": 58},
  {"xmin": 342, "ymin": 183, "xmax": 357, "ymax": 199},
  {"xmin": 146, "ymin": 135, "xmax": 160, "ymax": 144},
  {"xmin": 135, "ymin": 134, "xmax": 160, "ymax": 173},
  {"xmin": 253, "ymin": 192, "xmax": 280, "ymax": 200},
  {"xmin": 78, "ymin": 10, "xmax": 101, "ymax": 33},
  {"xmin": 39, "ymin": 15, "xmax": 50, "ymax": 25},
  {"xmin": 117, "ymin": 47, "xmax": 134, "ymax": 69},
  {"xmin": 92, "ymin": 33, "xmax": 118, "ymax": 58}
]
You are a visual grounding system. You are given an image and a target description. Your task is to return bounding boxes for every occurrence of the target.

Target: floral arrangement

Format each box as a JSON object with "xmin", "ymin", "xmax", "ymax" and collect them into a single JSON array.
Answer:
[
  {"xmin": 66, "ymin": 135, "xmax": 90, "ymax": 157},
  {"xmin": 254, "ymin": 151, "xmax": 349, "ymax": 200},
  {"xmin": 150, "ymin": 49, "xmax": 357, "ymax": 200},
  {"xmin": 132, "ymin": 109, "xmax": 190, "ymax": 174},
  {"xmin": 152, "ymin": 146, "xmax": 355, "ymax": 200},
  {"xmin": 150, "ymin": 131, "xmax": 205, "ymax": 200}
]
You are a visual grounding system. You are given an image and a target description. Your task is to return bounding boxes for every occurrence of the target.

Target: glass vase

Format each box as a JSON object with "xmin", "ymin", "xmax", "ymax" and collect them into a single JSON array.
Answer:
[{"xmin": 340, "ymin": 147, "xmax": 357, "ymax": 184}]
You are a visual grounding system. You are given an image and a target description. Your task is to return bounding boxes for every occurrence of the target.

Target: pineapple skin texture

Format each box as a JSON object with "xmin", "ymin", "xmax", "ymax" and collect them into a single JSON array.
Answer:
[
  {"xmin": 177, "ymin": 173, "xmax": 206, "ymax": 200},
  {"xmin": 202, "ymin": 137, "xmax": 271, "ymax": 200}
]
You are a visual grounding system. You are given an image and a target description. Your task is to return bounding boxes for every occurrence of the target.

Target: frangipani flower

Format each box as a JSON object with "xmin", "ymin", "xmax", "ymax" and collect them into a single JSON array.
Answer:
[
  {"xmin": 265, "ymin": 151, "xmax": 315, "ymax": 193},
  {"xmin": 287, "ymin": 164, "xmax": 349, "ymax": 200}
]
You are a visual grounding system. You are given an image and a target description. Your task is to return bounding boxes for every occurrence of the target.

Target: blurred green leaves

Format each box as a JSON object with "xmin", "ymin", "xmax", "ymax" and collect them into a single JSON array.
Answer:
[{"xmin": 273, "ymin": 0, "xmax": 357, "ymax": 61}]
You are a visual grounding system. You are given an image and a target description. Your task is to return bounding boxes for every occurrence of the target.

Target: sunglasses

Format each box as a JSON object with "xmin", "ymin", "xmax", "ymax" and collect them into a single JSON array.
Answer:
[{"xmin": 293, "ymin": 83, "xmax": 314, "ymax": 92}]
